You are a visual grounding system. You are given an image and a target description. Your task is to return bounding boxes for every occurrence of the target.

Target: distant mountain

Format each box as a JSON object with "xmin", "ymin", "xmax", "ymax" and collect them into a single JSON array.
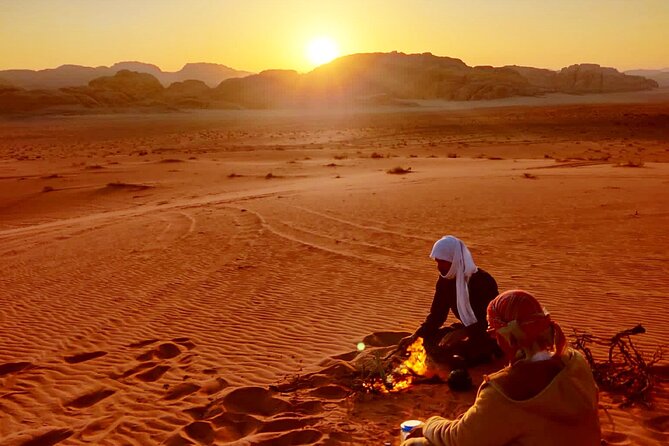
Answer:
[
  {"xmin": 164, "ymin": 79, "xmax": 220, "ymax": 109},
  {"xmin": 175, "ymin": 63, "xmax": 252, "ymax": 87},
  {"xmin": 507, "ymin": 64, "xmax": 657, "ymax": 93},
  {"xmin": 301, "ymin": 52, "xmax": 536, "ymax": 102},
  {"xmin": 625, "ymin": 68, "xmax": 669, "ymax": 75},
  {"xmin": 210, "ymin": 52, "xmax": 541, "ymax": 107},
  {"xmin": 0, "ymin": 53, "xmax": 660, "ymax": 113},
  {"xmin": 0, "ymin": 65, "xmax": 108, "ymax": 90},
  {"xmin": 211, "ymin": 53, "xmax": 656, "ymax": 108},
  {"xmin": 109, "ymin": 62, "xmax": 253, "ymax": 86},
  {"xmin": 0, "ymin": 70, "xmax": 245, "ymax": 112},
  {"xmin": 89, "ymin": 69, "xmax": 164, "ymax": 99},
  {"xmin": 110, "ymin": 62, "xmax": 164, "ymax": 78},
  {"xmin": 0, "ymin": 62, "xmax": 252, "ymax": 89},
  {"xmin": 212, "ymin": 69, "xmax": 303, "ymax": 108},
  {"xmin": 624, "ymin": 69, "xmax": 669, "ymax": 87}
]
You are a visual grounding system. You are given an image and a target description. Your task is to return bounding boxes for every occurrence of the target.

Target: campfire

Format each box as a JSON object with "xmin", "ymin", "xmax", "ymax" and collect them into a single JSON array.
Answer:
[{"xmin": 363, "ymin": 337, "xmax": 429, "ymax": 393}]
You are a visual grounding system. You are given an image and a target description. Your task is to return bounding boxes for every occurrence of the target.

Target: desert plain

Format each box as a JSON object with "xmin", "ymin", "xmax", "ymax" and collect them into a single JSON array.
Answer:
[{"xmin": 1, "ymin": 94, "xmax": 668, "ymax": 445}]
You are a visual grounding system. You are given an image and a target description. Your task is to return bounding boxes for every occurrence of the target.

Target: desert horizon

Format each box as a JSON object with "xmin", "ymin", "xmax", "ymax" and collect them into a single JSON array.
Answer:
[
  {"xmin": 1, "ymin": 51, "xmax": 665, "ymax": 115},
  {"xmin": 1, "ymin": 1, "xmax": 668, "ymax": 446},
  {"xmin": 3, "ymin": 54, "xmax": 669, "ymax": 79}
]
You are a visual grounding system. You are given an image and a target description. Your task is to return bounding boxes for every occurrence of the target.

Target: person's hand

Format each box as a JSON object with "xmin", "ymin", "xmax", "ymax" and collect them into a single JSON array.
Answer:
[
  {"xmin": 406, "ymin": 425, "xmax": 424, "ymax": 439},
  {"xmin": 400, "ymin": 436, "xmax": 429, "ymax": 446},
  {"xmin": 397, "ymin": 333, "xmax": 418, "ymax": 352}
]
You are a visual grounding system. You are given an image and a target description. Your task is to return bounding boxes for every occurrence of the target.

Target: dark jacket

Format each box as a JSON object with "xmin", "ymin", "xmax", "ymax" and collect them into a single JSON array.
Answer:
[{"xmin": 415, "ymin": 268, "xmax": 499, "ymax": 341}]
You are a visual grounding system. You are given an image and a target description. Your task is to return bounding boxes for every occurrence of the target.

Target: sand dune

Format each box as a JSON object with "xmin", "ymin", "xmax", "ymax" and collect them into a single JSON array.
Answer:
[{"xmin": 0, "ymin": 103, "xmax": 667, "ymax": 445}]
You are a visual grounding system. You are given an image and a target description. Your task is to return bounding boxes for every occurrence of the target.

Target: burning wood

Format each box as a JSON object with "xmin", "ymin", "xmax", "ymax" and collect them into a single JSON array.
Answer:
[{"xmin": 361, "ymin": 337, "xmax": 430, "ymax": 393}]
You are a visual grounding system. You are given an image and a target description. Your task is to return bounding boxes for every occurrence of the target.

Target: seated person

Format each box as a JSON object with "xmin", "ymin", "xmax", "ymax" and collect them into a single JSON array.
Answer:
[
  {"xmin": 399, "ymin": 235, "xmax": 500, "ymax": 366},
  {"xmin": 402, "ymin": 289, "xmax": 601, "ymax": 446}
]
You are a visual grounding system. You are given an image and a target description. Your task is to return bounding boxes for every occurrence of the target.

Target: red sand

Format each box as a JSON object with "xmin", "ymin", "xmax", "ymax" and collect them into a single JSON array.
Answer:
[{"xmin": 1, "ymin": 103, "xmax": 667, "ymax": 445}]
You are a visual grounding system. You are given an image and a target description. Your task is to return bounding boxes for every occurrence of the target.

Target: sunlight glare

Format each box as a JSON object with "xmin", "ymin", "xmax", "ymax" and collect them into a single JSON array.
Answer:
[{"xmin": 306, "ymin": 37, "xmax": 339, "ymax": 66}]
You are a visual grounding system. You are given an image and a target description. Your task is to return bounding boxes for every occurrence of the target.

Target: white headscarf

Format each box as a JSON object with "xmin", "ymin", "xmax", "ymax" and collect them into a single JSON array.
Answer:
[{"xmin": 429, "ymin": 236, "xmax": 479, "ymax": 326}]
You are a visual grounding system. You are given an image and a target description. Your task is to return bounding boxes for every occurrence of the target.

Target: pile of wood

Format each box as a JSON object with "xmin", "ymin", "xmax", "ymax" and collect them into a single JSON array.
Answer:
[{"xmin": 571, "ymin": 324, "xmax": 665, "ymax": 407}]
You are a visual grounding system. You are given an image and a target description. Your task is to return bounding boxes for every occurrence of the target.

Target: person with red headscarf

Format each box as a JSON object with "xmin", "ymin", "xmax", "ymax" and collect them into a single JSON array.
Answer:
[{"xmin": 402, "ymin": 290, "xmax": 601, "ymax": 446}]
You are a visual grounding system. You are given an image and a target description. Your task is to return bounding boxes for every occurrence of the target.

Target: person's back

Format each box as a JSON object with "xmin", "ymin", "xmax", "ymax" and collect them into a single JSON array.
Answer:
[
  {"xmin": 444, "ymin": 348, "xmax": 600, "ymax": 446},
  {"xmin": 402, "ymin": 290, "xmax": 601, "ymax": 446},
  {"xmin": 432, "ymin": 267, "xmax": 498, "ymax": 325}
]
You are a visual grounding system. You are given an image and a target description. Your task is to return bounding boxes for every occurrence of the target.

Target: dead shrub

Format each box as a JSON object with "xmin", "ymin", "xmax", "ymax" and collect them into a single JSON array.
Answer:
[
  {"xmin": 387, "ymin": 166, "xmax": 412, "ymax": 175},
  {"xmin": 617, "ymin": 160, "xmax": 645, "ymax": 168}
]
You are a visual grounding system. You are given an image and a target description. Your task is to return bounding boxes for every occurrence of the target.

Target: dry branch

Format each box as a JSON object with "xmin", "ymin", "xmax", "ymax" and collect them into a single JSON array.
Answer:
[{"xmin": 571, "ymin": 324, "xmax": 664, "ymax": 407}]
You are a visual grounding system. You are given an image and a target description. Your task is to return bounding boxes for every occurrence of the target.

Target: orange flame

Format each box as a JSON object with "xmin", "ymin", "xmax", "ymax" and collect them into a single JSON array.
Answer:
[{"xmin": 364, "ymin": 337, "xmax": 429, "ymax": 393}]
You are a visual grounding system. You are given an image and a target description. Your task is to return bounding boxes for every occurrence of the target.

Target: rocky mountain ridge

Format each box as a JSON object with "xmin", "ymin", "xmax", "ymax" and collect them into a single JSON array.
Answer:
[
  {"xmin": 0, "ymin": 53, "xmax": 659, "ymax": 113},
  {"xmin": 0, "ymin": 62, "xmax": 252, "ymax": 89}
]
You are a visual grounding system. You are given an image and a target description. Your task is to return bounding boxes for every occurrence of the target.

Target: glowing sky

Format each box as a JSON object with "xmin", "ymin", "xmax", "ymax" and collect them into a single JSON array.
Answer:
[{"xmin": 0, "ymin": 0, "xmax": 667, "ymax": 72}]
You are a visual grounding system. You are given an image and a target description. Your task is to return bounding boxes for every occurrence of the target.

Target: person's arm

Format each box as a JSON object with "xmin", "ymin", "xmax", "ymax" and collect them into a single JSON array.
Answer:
[
  {"xmin": 415, "ymin": 279, "xmax": 451, "ymax": 339},
  {"xmin": 422, "ymin": 384, "xmax": 522, "ymax": 446}
]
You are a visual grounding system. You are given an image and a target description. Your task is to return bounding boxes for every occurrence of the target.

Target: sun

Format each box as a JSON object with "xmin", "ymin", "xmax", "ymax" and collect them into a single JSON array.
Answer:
[{"xmin": 306, "ymin": 37, "xmax": 340, "ymax": 66}]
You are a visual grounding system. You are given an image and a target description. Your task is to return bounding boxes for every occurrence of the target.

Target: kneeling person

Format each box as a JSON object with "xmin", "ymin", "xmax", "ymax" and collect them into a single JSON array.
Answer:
[{"xmin": 399, "ymin": 236, "xmax": 500, "ymax": 366}]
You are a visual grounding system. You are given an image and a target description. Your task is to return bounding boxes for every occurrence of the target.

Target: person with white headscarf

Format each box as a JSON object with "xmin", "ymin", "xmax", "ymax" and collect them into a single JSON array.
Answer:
[{"xmin": 398, "ymin": 236, "xmax": 500, "ymax": 366}]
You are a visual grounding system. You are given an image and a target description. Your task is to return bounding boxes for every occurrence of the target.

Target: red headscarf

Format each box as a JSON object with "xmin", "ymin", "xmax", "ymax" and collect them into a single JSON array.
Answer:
[{"xmin": 487, "ymin": 290, "xmax": 566, "ymax": 362}]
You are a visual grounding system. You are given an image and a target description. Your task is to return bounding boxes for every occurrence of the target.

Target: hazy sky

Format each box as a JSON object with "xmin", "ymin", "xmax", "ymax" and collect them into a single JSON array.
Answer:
[{"xmin": 1, "ymin": 0, "xmax": 667, "ymax": 72}]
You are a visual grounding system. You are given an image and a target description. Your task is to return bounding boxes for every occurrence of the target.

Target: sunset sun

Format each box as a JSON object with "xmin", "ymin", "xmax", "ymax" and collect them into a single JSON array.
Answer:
[{"xmin": 306, "ymin": 37, "xmax": 339, "ymax": 66}]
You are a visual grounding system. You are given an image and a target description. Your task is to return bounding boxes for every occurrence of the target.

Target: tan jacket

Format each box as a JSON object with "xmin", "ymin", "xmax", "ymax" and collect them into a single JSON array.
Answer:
[{"xmin": 416, "ymin": 349, "xmax": 601, "ymax": 446}]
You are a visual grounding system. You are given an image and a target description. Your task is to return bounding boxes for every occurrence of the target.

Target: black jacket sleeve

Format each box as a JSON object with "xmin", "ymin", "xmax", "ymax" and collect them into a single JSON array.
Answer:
[{"xmin": 415, "ymin": 279, "xmax": 451, "ymax": 339}]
